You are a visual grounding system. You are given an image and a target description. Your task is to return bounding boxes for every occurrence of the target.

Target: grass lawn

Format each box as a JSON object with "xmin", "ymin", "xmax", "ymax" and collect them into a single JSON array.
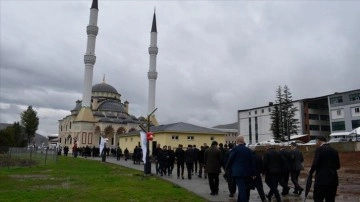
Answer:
[{"xmin": 0, "ymin": 157, "xmax": 205, "ymax": 202}]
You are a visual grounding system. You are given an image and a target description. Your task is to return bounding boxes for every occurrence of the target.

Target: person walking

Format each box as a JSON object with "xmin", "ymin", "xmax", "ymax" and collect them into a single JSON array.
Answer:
[
  {"xmin": 116, "ymin": 146, "xmax": 122, "ymax": 161},
  {"xmin": 223, "ymin": 143, "xmax": 236, "ymax": 198},
  {"xmin": 205, "ymin": 141, "xmax": 223, "ymax": 196},
  {"xmin": 225, "ymin": 136, "xmax": 254, "ymax": 202},
  {"xmin": 309, "ymin": 136, "xmax": 340, "ymax": 202},
  {"xmin": 197, "ymin": 145, "xmax": 205, "ymax": 178},
  {"xmin": 167, "ymin": 146, "xmax": 175, "ymax": 176},
  {"xmin": 250, "ymin": 150, "xmax": 266, "ymax": 202},
  {"xmin": 185, "ymin": 145, "xmax": 195, "ymax": 180},
  {"xmin": 193, "ymin": 145, "xmax": 199, "ymax": 175},
  {"xmin": 124, "ymin": 148, "xmax": 129, "ymax": 161},
  {"xmin": 159, "ymin": 145, "xmax": 169, "ymax": 176},
  {"xmin": 279, "ymin": 145, "xmax": 291, "ymax": 195},
  {"xmin": 153, "ymin": 144, "xmax": 162, "ymax": 175},
  {"xmin": 263, "ymin": 144, "xmax": 283, "ymax": 202},
  {"xmin": 290, "ymin": 142, "xmax": 304, "ymax": 195},
  {"xmin": 175, "ymin": 144, "xmax": 185, "ymax": 179}
]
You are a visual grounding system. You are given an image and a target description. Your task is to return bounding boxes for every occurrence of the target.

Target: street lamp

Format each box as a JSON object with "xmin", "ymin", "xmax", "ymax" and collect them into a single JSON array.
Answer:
[{"xmin": 139, "ymin": 108, "xmax": 157, "ymax": 175}]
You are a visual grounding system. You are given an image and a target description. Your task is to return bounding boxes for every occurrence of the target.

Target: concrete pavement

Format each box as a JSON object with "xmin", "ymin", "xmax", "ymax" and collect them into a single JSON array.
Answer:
[{"xmin": 86, "ymin": 156, "xmax": 323, "ymax": 202}]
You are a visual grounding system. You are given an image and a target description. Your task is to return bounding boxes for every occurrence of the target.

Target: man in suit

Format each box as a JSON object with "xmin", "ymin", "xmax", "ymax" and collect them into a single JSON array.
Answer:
[
  {"xmin": 309, "ymin": 136, "xmax": 340, "ymax": 202},
  {"xmin": 204, "ymin": 141, "xmax": 222, "ymax": 195},
  {"xmin": 279, "ymin": 145, "xmax": 291, "ymax": 195},
  {"xmin": 175, "ymin": 144, "xmax": 186, "ymax": 179},
  {"xmin": 226, "ymin": 136, "xmax": 254, "ymax": 202},
  {"xmin": 223, "ymin": 143, "xmax": 236, "ymax": 197},
  {"xmin": 193, "ymin": 145, "xmax": 199, "ymax": 174},
  {"xmin": 263, "ymin": 144, "xmax": 283, "ymax": 202},
  {"xmin": 185, "ymin": 144, "xmax": 195, "ymax": 180},
  {"xmin": 251, "ymin": 150, "xmax": 266, "ymax": 202},
  {"xmin": 198, "ymin": 146, "xmax": 205, "ymax": 178},
  {"xmin": 290, "ymin": 142, "xmax": 304, "ymax": 195}
]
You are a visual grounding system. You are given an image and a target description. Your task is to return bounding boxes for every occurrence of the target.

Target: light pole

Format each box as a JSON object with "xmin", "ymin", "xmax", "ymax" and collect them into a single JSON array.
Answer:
[{"xmin": 140, "ymin": 108, "xmax": 157, "ymax": 175}]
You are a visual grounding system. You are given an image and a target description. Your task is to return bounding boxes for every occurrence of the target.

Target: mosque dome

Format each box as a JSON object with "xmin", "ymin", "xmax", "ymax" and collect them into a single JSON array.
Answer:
[
  {"xmin": 97, "ymin": 100, "xmax": 126, "ymax": 113},
  {"xmin": 92, "ymin": 83, "xmax": 118, "ymax": 94}
]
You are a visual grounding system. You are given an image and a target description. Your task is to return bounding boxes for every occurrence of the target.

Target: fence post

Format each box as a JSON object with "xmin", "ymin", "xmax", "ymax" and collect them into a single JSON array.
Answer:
[{"xmin": 45, "ymin": 148, "xmax": 48, "ymax": 165}]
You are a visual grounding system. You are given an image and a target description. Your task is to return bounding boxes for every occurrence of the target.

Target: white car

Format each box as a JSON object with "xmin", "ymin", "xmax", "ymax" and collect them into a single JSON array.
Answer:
[{"xmin": 303, "ymin": 139, "xmax": 317, "ymax": 145}]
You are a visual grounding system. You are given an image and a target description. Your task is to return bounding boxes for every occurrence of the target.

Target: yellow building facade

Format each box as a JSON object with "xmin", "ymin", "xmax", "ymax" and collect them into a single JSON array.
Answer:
[{"xmin": 118, "ymin": 122, "xmax": 226, "ymax": 154}]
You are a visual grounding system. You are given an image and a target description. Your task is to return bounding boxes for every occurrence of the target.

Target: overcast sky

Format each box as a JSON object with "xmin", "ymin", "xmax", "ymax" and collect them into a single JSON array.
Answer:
[{"xmin": 1, "ymin": 0, "xmax": 359, "ymax": 136}]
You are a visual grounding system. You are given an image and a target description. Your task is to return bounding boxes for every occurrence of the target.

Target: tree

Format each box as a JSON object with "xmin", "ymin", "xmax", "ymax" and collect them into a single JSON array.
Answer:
[
  {"xmin": 270, "ymin": 85, "xmax": 299, "ymax": 141},
  {"xmin": 0, "ymin": 122, "xmax": 26, "ymax": 147},
  {"xmin": 20, "ymin": 106, "xmax": 39, "ymax": 145}
]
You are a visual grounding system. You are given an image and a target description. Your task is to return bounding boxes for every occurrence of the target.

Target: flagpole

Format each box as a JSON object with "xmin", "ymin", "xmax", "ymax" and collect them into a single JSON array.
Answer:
[{"xmin": 143, "ymin": 108, "xmax": 157, "ymax": 175}]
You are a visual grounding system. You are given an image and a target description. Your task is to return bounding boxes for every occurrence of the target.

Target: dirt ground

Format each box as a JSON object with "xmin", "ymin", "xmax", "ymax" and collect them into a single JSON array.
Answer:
[{"xmin": 301, "ymin": 151, "xmax": 360, "ymax": 200}]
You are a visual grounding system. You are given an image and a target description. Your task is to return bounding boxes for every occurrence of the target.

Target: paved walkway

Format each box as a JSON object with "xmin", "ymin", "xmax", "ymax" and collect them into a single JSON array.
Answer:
[{"xmin": 85, "ymin": 156, "xmax": 357, "ymax": 202}]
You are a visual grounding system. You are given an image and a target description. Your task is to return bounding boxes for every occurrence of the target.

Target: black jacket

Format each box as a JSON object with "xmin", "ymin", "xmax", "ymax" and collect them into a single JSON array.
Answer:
[
  {"xmin": 263, "ymin": 148, "xmax": 283, "ymax": 174},
  {"xmin": 290, "ymin": 148, "xmax": 304, "ymax": 171},
  {"xmin": 198, "ymin": 149, "xmax": 205, "ymax": 163},
  {"xmin": 185, "ymin": 148, "xmax": 195, "ymax": 163},
  {"xmin": 310, "ymin": 144, "xmax": 340, "ymax": 187},
  {"xmin": 175, "ymin": 148, "xmax": 185, "ymax": 162},
  {"xmin": 280, "ymin": 148, "xmax": 291, "ymax": 172}
]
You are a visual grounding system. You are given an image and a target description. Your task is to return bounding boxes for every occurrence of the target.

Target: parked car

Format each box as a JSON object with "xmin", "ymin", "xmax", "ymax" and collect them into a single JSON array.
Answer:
[{"xmin": 303, "ymin": 139, "xmax": 317, "ymax": 145}]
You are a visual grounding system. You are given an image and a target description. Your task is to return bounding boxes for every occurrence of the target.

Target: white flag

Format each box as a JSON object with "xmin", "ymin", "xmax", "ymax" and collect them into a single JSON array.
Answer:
[{"xmin": 140, "ymin": 131, "xmax": 147, "ymax": 163}]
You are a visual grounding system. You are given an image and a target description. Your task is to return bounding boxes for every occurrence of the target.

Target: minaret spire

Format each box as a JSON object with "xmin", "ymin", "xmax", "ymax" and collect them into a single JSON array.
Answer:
[
  {"xmin": 75, "ymin": 0, "xmax": 98, "ymax": 123},
  {"xmin": 151, "ymin": 10, "xmax": 157, "ymax": 33},
  {"xmin": 148, "ymin": 10, "xmax": 159, "ymax": 125},
  {"xmin": 91, "ymin": 0, "xmax": 98, "ymax": 9}
]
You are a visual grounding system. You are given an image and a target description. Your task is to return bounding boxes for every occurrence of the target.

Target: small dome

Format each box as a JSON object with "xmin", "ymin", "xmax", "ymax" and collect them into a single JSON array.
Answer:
[
  {"xmin": 92, "ymin": 83, "xmax": 119, "ymax": 94},
  {"xmin": 71, "ymin": 100, "xmax": 82, "ymax": 112},
  {"xmin": 98, "ymin": 100, "xmax": 125, "ymax": 113}
]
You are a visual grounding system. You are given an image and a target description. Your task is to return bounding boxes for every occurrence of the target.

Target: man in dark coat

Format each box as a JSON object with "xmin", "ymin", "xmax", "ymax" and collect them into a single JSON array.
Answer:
[
  {"xmin": 116, "ymin": 146, "xmax": 122, "ymax": 161},
  {"xmin": 193, "ymin": 145, "xmax": 199, "ymax": 174},
  {"xmin": 167, "ymin": 146, "xmax": 175, "ymax": 176},
  {"xmin": 250, "ymin": 150, "xmax": 266, "ymax": 202},
  {"xmin": 263, "ymin": 144, "xmax": 283, "ymax": 202},
  {"xmin": 226, "ymin": 136, "xmax": 254, "ymax": 202},
  {"xmin": 279, "ymin": 145, "xmax": 291, "ymax": 195},
  {"xmin": 223, "ymin": 143, "xmax": 236, "ymax": 197},
  {"xmin": 205, "ymin": 141, "xmax": 222, "ymax": 196},
  {"xmin": 124, "ymin": 148, "xmax": 129, "ymax": 161},
  {"xmin": 159, "ymin": 145, "xmax": 169, "ymax": 176},
  {"xmin": 185, "ymin": 145, "xmax": 195, "ymax": 180},
  {"xmin": 290, "ymin": 142, "xmax": 304, "ymax": 195},
  {"xmin": 309, "ymin": 136, "xmax": 340, "ymax": 202},
  {"xmin": 197, "ymin": 146, "xmax": 205, "ymax": 178},
  {"xmin": 175, "ymin": 144, "xmax": 186, "ymax": 179},
  {"xmin": 153, "ymin": 144, "xmax": 162, "ymax": 175}
]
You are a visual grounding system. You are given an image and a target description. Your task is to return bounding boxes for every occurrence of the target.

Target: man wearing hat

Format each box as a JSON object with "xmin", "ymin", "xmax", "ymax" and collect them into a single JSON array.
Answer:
[
  {"xmin": 309, "ymin": 136, "xmax": 340, "ymax": 202},
  {"xmin": 290, "ymin": 142, "xmax": 304, "ymax": 195},
  {"xmin": 204, "ymin": 141, "xmax": 222, "ymax": 195}
]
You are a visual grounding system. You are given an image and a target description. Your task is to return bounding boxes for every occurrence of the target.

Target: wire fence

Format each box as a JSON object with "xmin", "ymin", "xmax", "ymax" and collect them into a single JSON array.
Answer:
[{"xmin": 0, "ymin": 147, "xmax": 58, "ymax": 169}]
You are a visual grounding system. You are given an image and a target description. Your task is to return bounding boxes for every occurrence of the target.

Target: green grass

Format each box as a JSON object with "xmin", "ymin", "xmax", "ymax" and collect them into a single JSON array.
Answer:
[{"xmin": 0, "ymin": 157, "xmax": 205, "ymax": 202}]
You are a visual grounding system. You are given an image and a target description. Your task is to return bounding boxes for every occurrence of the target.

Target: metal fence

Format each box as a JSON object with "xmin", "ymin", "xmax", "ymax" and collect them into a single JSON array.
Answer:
[{"xmin": 0, "ymin": 147, "xmax": 58, "ymax": 169}]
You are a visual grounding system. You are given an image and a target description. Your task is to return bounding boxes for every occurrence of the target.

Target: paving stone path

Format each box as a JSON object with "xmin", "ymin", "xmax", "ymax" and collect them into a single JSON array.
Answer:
[{"xmin": 86, "ymin": 156, "xmax": 357, "ymax": 202}]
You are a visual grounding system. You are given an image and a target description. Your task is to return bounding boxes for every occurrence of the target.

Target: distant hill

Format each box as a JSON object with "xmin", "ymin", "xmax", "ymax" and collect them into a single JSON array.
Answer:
[
  {"xmin": 212, "ymin": 122, "xmax": 238, "ymax": 130},
  {"xmin": 0, "ymin": 123, "xmax": 48, "ymax": 147}
]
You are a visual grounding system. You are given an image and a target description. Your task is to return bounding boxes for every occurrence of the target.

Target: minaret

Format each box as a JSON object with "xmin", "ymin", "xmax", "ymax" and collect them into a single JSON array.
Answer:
[
  {"xmin": 147, "ymin": 11, "xmax": 158, "ymax": 124},
  {"xmin": 75, "ymin": 0, "xmax": 98, "ymax": 122}
]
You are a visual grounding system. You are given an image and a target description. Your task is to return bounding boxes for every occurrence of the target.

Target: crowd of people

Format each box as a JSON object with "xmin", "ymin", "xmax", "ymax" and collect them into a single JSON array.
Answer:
[
  {"xmin": 59, "ymin": 134, "xmax": 340, "ymax": 202},
  {"xmin": 152, "ymin": 135, "xmax": 340, "ymax": 202}
]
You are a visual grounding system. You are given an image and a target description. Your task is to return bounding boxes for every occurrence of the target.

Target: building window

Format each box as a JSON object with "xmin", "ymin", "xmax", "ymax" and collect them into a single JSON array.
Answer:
[
  {"xmin": 320, "ymin": 115, "xmax": 330, "ymax": 121},
  {"xmin": 130, "ymin": 138, "xmax": 133, "ymax": 142},
  {"xmin": 172, "ymin": 135, "xmax": 179, "ymax": 140},
  {"xmin": 210, "ymin": 137, "xmax": 214, "ymax": 140},
  {"xmin": 66, "ymin": 125, "xmax": 68, "ymax": 131},
  {"xmin": 59, "ymin": 138, "xmax": 62, "ymax": 143},
  {"xmin": 187, "ymin": 136, "xmax": 194, "ymax": 140},
  {"xmin": 355, "ymin": 108, "xmax": 360, "ymax": 113},
  {"xmin": 61, "ymin": 125, "xmax": 62, "ymax": 131},
  {"xmin": 352, "ymin": 120, "xmax": 360, "ymax": 129},
  {"xmin": 308, "ymin": 103, "xmax": 319, "ymax": 109},
  {"xmin": 321, "ymin": 125, "xmax": 330, "ymax": 131},
  {"xmin": 249, "ymin": 112, "xmax": 251, "ymax": 115},
  {"xmin": 125, "ymin": 138, "xmax": 128, "ymax": 142},
  {"xmin": 332, "ymin": 121, "xmax": 345, "ymax": 131},
  {"xmin": 337, "ymin": 110, "xmax": 341, "ymax": 115},
  {"xmin": 69, "ymin": 122, "xmax": 72, "ymax": 129},
  {"xmin": 330, "ymin": 96, "xmax": 343, "ymax": 104},
  {"xmin": 349, "ymin": 93, "xmax": 360, "ymax": 101},
  {"xmin": 261, "ymin": 109, "xmax": 264, "ymax": 113},
  {"xmin": 255, "ymin": 110, "xmax": 257, "ymax": 114},
  {"xmin": 309, "ymin": 114, "xmax": 319, "ymax": 120},
  {"xmin": 309, "ymin": 125, "xmax": 320, "ymax": 131},
  {"xmin": 268, "ymin": 108, "xmax": 271, "ymax": 112}
]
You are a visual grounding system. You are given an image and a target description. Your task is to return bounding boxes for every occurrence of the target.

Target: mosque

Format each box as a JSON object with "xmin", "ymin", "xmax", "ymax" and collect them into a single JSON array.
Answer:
[{"xmin": 58, "ymin": 0, "xmax": 159, "ymax": 149}]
